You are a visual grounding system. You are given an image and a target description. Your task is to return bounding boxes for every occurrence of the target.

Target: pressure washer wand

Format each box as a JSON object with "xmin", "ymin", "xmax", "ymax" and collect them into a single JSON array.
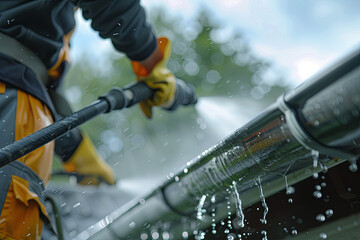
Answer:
[{"xmin": 0, "ymin": 80, "xmax": 197, "ymax": 168}]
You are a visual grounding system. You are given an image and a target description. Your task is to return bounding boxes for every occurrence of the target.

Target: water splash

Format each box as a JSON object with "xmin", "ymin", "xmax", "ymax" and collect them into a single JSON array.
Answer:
[
  {"xmin": 255, "ymin": 177, "xmax": 268, "ymax": 224},
  {"xmin": 232, "ymin": 181, "xmax": 245, "ymax": 228},
  {"xmin": 196, "ymin": 195, "xmax": 207, "ymax": 220}
]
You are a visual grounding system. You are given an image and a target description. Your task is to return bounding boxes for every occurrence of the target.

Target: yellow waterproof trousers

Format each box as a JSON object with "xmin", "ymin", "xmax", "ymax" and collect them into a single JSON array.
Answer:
[{"xmin": 0, "ymin": 82, "xmax": 53, "ymax": 240}]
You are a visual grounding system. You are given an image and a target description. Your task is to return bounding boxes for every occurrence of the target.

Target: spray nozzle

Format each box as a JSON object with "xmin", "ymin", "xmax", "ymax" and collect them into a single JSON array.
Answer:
[{"xmin": 166, "ymin": 79, "xmax": 198, "ymax": 111}]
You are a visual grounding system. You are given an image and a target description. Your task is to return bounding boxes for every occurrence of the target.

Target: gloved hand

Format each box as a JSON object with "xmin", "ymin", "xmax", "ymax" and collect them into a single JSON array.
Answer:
[
  {"xmin": 63, "ymin": 133, "xmax": 116, "ymax": 185},
  {"xmin": 131, "ymin": 37, "xmax": 176, "ymax": 118}
]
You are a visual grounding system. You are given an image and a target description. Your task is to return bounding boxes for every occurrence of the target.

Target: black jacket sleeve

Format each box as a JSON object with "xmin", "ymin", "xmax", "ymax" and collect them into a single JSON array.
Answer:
[{"xmin": 75, "ymin": 0, "xmax": 157, "ymax": 61}]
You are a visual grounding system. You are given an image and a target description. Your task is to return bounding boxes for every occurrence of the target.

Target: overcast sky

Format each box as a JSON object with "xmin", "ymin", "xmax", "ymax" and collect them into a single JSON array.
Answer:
[{"xmin": 71, "ymin": 0, "xmax": 360, "ymax": 86}]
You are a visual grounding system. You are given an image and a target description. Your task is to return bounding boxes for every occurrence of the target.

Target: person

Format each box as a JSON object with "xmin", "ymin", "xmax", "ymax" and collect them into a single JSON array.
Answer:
[{"xmin": 0, "ymin": 1, "xmax": 176, "ymax": 239}]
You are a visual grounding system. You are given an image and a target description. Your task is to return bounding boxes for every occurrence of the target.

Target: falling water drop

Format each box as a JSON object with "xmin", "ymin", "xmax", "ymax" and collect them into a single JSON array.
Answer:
[
  {"xmin": 316, "ymin": 214, "xmax": 326, "ymax": 222},
  {"xmin": 348, "ymin": 158, "xmax": 358, "ymax": 172},
  {"xmin": 284, "ymin": 175, "xmax": 295, "ymax": 204},
  {"xmin": 313, "ymin": 191, "xmax": 322, "ymax": 199},
  {"xmin": 232, "ymin": 181, "xmax": 245, "ymax": 228},
  {"xmin": 255, "ymin": 177, "xmax": 268, "ymax": 224},
  {"xmin": 211, "ymin": 195, "xmax": 216, "ymax": 204},
  {"xmin": 196, "ymin": 195, "xmax": 207, "ymax": 220},
  {"xmin": 325, "ymin": 209, "xmax": 334, "ymax": 218}
]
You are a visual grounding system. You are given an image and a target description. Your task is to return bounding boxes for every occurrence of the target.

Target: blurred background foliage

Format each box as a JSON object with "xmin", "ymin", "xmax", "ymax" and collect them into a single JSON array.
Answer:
[{"xmin": 58, "ymin": 8, "xmax": 288, "ymax": 186}]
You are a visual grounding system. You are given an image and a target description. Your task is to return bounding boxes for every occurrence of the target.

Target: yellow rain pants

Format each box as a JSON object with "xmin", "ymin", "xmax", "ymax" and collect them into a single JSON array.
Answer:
[{"xmin": 0, "ymin": 82, "xmax": 53, "ymax": 240}]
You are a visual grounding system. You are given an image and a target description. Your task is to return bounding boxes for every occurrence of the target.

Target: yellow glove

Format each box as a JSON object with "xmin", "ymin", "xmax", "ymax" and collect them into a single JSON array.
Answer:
[
  {"xmin": 131, "ymin": 37, "xmax": 176, "ymax": 118},
  {"xmin": 63, "ymin": 134, "xmax": 116, "ymax": 185}
]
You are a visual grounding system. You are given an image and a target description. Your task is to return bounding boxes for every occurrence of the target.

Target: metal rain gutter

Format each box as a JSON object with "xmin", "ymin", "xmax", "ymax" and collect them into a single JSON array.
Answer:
[{"xmin": 75, "ymin": 47, "xmax": 360, "ymax": 240}]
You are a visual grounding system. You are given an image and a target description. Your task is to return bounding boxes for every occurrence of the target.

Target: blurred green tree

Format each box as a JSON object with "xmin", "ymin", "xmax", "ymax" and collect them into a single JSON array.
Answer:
[{"xmin": 60, "ymin": 8, "xmax": 288, "ymax": 180}]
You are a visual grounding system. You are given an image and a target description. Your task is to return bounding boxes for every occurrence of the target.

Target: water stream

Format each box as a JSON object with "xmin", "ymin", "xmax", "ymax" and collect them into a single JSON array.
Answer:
[
  {"xmin": 255, "ymin": 177, "xmax": 268, "ymax": 225},
  {"xmin": 196, "ymin": 195, "xmax": 207, "ymax": 220},
  {"xmin": 195, "ymin": 96, "xmax": 263, "ymax": 138},
  {"xmin": 232, "ymin": 181, "xmax": 245, "ymax": 228}
]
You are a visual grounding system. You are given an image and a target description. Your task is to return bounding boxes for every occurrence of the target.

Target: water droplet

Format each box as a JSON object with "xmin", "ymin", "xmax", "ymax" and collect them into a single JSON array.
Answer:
[
  {"xmin": 288, "ymin": 198, "xmax": 293, "ymax": 203},
  {"xmin": 316, "ymin": 214, "xmax": 326, "ymax": 222},
  {"xmin": 73, "ymin": 202, "xmax": 81, "ymax": 208},
  {"xmin": 286, "ymin": 186, "xmax": 295, "ymax": 195},
  {"xmin": 212, "ymin": 230, "xmax": 217, "ymax": 234},
  {"xmin": 183, "ymin": 168, "xmax": 188, "ymax": 174},
  {"xmin": 291, "ymin": 229, "xmax": 298, "ymax": 235},
  {"xmin": 151, "ymin": 231, "xmax": 159, "ymax": 239},
  {"xmin": 140, "ymin": 232, "xmax": 148, "ymax": 240},
  {"xmin": 162, "ymin": 231, "xmax": 170, "ymax": 240},
  {"xmin": 129, "ymin": 221, "xmax": 136, "ymax": 228},
  {"xmin": 182, "ymin": 231, "xmax": 188, "ymax": 239},
  {"xmin": 227, "ymin": 233, "xmax": 236, "ymax": 240},
  {"xmin": 175, "ymin": 176, "xmax": 180, "ymax": 182},
  {"xmin": 315, "ymin": 185, "xmax": 321, "ymax": 191},
  {"xmin": 313, "ymin": 191, "xmax": 322, "ymax": 199},
  {"xmin": 325, "ymin": 209, "xmax": 334, "ymax": 217},
  {"xmin": 224, "ymin": 229, "xmax": 230, "ymax": 234},
  {"xmin": 319, "ymin": 232, "xmax": 327, "ymax": 239}
]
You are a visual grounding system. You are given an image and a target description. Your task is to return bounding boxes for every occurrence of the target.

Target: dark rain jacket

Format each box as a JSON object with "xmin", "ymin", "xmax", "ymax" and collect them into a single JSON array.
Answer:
[
  {"xmin": 0, "ymin": 0, "xmax": 157, "ymax": 161},
  {"xmin": 0, "ymin": 0, "xmax": 156, "ymax": 105}
]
